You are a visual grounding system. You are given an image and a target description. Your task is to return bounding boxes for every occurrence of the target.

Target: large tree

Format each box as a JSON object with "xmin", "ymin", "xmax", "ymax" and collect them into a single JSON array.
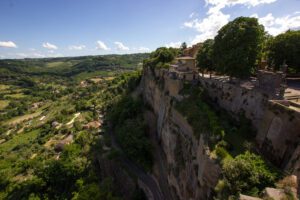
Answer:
[
  {"xmin": 213, "ymin": 17, "xmax": 265, "ymax": 79},
  {"xmin": 267, "ymin": 30, "xmax": 300, "ymax": 73},
  {"xmin": 196, "ymin": 39, "xmax": 214, "ymax": 77}
]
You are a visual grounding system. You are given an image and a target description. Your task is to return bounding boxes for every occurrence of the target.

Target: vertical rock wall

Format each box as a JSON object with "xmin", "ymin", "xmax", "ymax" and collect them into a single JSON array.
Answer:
[{"xmin": 141, "ymin": 68, "xmax": 220, "ymax": 200}]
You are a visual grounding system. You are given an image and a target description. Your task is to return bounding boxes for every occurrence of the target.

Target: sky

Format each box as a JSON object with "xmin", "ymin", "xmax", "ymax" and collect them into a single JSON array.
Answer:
[{"xmin": 0, "ymin": 0, "xmax": 299, "ymax": 59}]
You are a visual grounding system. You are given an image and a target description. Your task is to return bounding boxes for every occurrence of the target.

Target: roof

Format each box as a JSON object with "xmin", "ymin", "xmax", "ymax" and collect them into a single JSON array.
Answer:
[{"xmin": 176, "ymin": 56, "xmax": 195, "ymax": 60}]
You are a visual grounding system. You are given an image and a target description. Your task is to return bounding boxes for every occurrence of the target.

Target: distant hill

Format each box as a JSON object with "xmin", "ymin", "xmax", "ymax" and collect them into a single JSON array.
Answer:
[{"xmin": 0, "ymin": 53, "xmax": 149, "ymax": 78}]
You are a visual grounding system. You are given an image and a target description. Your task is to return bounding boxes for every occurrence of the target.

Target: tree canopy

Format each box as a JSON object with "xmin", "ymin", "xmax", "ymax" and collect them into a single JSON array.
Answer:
[
  {"xmin": 144, "ymin": 47, "xmax": 178, "ymax": 69},
  {"xmin": 213, "ymin": 17, "xmax": 264, "ymax": 79},
  {"xmin": 196, "ymin": 39, "xmax": 214, "ymax": 76},
  {"xmin": 267, "ymin": 30, "xmax": 300, "ymax": 73}
]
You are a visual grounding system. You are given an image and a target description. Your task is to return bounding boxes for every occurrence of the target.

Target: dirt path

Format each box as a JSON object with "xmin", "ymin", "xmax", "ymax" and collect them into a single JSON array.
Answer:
[{"xmin": 66, "ymin": 113, "xmax": 80, "ymax": 125}]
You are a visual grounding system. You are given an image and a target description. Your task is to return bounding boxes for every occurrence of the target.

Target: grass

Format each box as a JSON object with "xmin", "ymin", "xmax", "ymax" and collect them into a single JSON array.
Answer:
[
  {"xmin": 74, "ymin": 70, "xmax": 123, "ymax": 81},
  {"xmin": 5, "ymin": 111, "xmax": 42, "ymax": 125},
  {"xmin": 0, "ymin": 129, "xmax": 39, "ymax": 153},
  {"xmin": 0, "ymin": 100, "xmax": 9, "ymax": 110},
  {"xmin": 0, "ymin": 84, "xmax": 10, "ymax": 90},
  {"xmin": 46, "ymin": 61, "xmax": 73, "ymax": 68},
  {"xmin": 4, "ymin": 93, "xmax": 27, "ymax": 99}
]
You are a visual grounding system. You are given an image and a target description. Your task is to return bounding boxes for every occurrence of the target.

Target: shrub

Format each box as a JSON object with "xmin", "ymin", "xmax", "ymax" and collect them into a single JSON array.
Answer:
[{"xmin": 220, "ymin": 151, "xmax": 278, "ymax": 197}]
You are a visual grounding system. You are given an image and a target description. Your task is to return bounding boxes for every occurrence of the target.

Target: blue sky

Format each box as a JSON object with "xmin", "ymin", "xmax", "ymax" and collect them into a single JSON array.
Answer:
[{"xmin": 0, "ymin": 0, "xmax": 299, "ymax": 59}]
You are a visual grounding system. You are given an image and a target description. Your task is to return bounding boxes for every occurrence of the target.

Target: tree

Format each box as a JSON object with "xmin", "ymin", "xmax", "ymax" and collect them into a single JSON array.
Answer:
[
  {"xmin": 196, "ymin": 39, "xmax": 214, "ymax": 77},
  {"xmin": 144, "ymin": 47, "xmax": 178, "ymax": 69},
  {"xmin": 179, "ymin": 42, "xmax": 188, "ymax": 56},
  {"xmin": 181, "ymin": 42, "xmax": 187, "ymax": 50},
  {"xmin": 267, "ymin": 30, "xmax": 300, "ymax": 73},
  {"xmin": 213, "ymin": 17, "xmax": 264, "ymax": 79}
]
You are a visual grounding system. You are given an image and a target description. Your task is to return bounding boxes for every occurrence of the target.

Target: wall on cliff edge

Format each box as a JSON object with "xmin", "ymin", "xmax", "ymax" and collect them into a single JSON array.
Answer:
[
  {"xmin": 256, "ymin": 100, "xmax": 300, "ymax": 190},
  {"xmin": 141, "ymin": 67, "xmax": 220, "ymax": 200},
  {"xmin": 198, "ymin": 75, "xmax": 300, "ymax": 191},
  {"xmin": 198, "ymin": 76, "xmax": 271, "ymax": 130}
]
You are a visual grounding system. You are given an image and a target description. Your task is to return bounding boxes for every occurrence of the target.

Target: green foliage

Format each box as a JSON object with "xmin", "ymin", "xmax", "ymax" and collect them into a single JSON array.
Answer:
[
  {"xmin": 175, "ymin": 86, "xmax": 224, "ymax": 140},
  {"xmin": 144, "ymin": 47, "xmax": 178, "ymax": 69},
  {"xmin": 267, "ymin": 30, "xmax": 300, "ymax": 73},
  {"xmin": 72, "ymin": 178, "xmax": 121, "ymax": 200},
  {"xmin": 213, "ymin": 17, "xmax": 264, "ymax": 78},
  {"xmin": 196, "ymin": 39, "xmax": 215, "ymax": 74},
  {"xmin": 108, "ymin": 96, "xmax": 153, "ymax": 171},
  {"xmin": 219, "ymin": 151, "xmax": 278, "ymax": 197},
  {"xmin": 0, "ymin": 56, "xmax": 143, "ymax": 199}
]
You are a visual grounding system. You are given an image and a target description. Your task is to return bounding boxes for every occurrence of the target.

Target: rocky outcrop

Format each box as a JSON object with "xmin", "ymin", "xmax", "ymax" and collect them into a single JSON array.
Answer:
[{"xmin": 141, "ymin": 67, "xmax": 220, "ymax": 200}]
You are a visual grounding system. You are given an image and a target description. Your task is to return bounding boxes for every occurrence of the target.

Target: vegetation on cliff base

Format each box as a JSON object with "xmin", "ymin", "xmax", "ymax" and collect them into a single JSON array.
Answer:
[
  {"xmin": 175, "ymin": 84, "xmax": 280, "ymax": 199},
  {"xmin": 215, "ymin": 151, "xmax": 279, "ymax": 199}
]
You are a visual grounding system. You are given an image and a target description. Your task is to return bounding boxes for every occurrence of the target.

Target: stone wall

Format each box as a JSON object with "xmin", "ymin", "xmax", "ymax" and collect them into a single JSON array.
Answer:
[
  {"xmin": 256, "ymin": 100, "xmax": 300, "ymax": 189},
  {"xmin": 198, "ymin": 76, "xmax": 270, "ymax": 129}
]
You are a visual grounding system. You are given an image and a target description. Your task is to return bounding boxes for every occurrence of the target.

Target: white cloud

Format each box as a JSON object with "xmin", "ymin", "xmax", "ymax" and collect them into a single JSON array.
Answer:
[
  {"xmin": 69, "ymin": 45, "xmax": 86, "ymax": 50},
  {"xmin": 253, "ymin": 12, "xmax": 300, "ymax": 35},
  {"xmin": 96, "ymin": 40, "xmax": 109, "ymax": 50},
  {"xmin": 114, "ymin": 41, "xmax": 130, "ymax": 51},
  {"xmin": 184, "ymin": 0, "xmax": 277, "ymax": 44},
  {"xmin": 165, "ymin": 41, "xmax": 182, "ymax": 48},
  {"xmin": 184, "ymin": 10, "xmax": 230, "ymax": 44},
  {"xmin": 138, "ymin": 47, "xmax": 150, "ymax": 52},
  {"xmin": 42, "ymin": 42, "xmax": 58, "ymax": 50},
  {"xmin": 0, "ymin": 41, "xmax": 17, "ymax": 48}
]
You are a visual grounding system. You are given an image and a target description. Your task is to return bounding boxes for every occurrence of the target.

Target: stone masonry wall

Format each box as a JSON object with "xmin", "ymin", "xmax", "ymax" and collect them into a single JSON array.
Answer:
[
  {"xmin": 198, "ymin": 76, "xmax": 270, "ymax": 129},
  {"xmin": 256, "ymin": 100, "xmax": 300, "ymax": 190}
]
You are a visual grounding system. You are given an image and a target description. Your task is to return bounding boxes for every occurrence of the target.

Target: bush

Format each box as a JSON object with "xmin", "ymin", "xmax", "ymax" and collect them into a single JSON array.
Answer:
[{"xmin": 220, "ymin": 151, "xmax": 278, "ymax": 197}]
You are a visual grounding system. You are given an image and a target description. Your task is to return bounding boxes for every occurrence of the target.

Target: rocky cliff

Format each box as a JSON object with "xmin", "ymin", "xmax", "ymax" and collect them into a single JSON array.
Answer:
[{"xmin": 141, "ymin": 67, "xmax": 220, "ymax": 200}]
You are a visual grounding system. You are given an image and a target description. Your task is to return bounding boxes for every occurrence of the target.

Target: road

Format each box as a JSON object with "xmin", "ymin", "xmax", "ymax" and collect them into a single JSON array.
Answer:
[{"xmin": 108, "ymin": 125, "xmax": 164, "ymax": 200}]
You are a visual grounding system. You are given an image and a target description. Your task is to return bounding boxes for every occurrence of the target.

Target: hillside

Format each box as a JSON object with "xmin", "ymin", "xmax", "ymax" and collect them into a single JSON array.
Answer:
[{"xmin": 0, "ymin": 54, "xmax": 149, "ymax": 199}]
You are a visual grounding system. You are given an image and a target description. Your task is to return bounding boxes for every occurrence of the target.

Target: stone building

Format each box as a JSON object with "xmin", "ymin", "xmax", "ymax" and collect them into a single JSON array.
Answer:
[{"xmin": 170, "ymin": 56, "xmax": 198, "ymax": 81}]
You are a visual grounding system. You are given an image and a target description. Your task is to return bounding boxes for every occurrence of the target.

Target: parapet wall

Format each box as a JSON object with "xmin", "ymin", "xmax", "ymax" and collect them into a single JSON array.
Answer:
[
  {"xmin": 256, "ymin": 100, "xmax": 300, "ymax": 180},
  {"xmin": 198, "ymin": 76, "xmax": 270, "ymax": 129},
  {"xmin": 256, "ymin": 101, "xmax": 300, "ymax": 162}
]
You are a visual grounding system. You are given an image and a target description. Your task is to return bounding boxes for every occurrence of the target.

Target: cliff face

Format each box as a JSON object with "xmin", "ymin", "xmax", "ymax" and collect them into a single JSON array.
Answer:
[{"xmin": 141, "ymin": 67, "xmax": 220, "ymax": 200}]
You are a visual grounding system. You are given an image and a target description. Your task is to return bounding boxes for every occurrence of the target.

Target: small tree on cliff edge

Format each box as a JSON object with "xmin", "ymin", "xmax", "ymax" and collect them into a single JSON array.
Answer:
[
  {"xmin": 213, "ymin": 17, "xmax": 264, "ymax": 79},
  {"xmin": 196, "ymin": 39, "xmax": 214, "ymax": 78}
]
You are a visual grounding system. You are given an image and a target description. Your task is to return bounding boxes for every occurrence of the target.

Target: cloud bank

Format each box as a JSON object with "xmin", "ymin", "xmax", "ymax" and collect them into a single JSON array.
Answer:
[
  {"xmin": 184, "ymin": 0, "xmax": 281, "ymax": 44},
  {"xmin": 0, "ymin": 41, "xmax": 17, "ymax": 48}
]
